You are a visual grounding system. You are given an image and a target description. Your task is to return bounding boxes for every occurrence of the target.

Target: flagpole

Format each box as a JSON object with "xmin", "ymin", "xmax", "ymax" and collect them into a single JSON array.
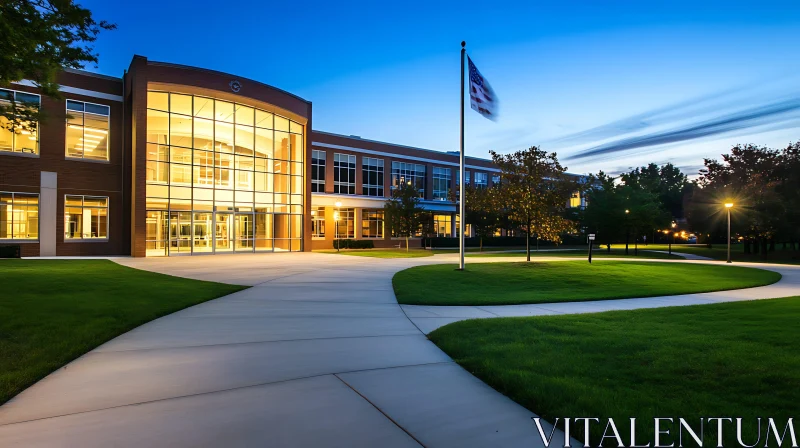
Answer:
[{"xmin": 459, "ymin": 41, "xmax": 466, "ymax": 271}]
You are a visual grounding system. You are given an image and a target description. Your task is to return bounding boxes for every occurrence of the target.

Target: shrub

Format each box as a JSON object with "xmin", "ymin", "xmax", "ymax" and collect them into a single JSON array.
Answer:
[
  {"xmin": 0, "ymin": 245, "xmax": 22, "ymax": 258},
  {"xmin": 333, "ymin": 239, "xmax": 375, "ymax": 250}
]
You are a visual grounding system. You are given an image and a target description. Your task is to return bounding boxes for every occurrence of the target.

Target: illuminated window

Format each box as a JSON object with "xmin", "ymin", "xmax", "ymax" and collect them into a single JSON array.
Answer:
[
  {"xmin": 362, "ymin": 157, "xmax": 384, "ymax": 197},
  {"xmin": 433, "ymin": 214, "xmax": 452, "ymax": 237},
  {"xmin": 312, "ymin": 150, "xmax": 326, "ymax": 192},
  {"xmin": 455, "ymin": 214, "xmax": 471, "ymax": 238},
  {"xmin": 492, "ymin": 173, "xmax": 500, "ymax": 184},
  {"xmin": 65, "ymin": 100, "xmax": 110, "ymax": 161},
  {"xmin": 362, "ymin": 210, "xmax": 384, "ymax": 238},
  {"xmin": 64, "ymin": 195, "xmax": 108, "ymax": 240},
  {"xmin": 334, "ymin": 153, "xmax": 356, "ymax": 194},
  {"xmin": 334, "ymin": 207, "xmax": 354, "ymax": 238},
  {"xmin": 391, "ymin": 161, "xmax": 425, "ymax": 197},
  {"xmin": 311, "ymin": 206, "xmax": 325, "ymax": 237},
  {"xmin": 0, "ymin": 89, "xmax": 40, "ymax": 155},
  {"xmin": 0, "ymin": 192, "xmax": 39, "ymax": 240},
  {"xmin": 145, "ymin": 91, "xmax": 305, "ymax": 254},
  {"xmin": 432, "ymin": 167, "xmax": 451, "ymax": 200},
  {"xmin": 570, "ymin": 192, "xmax": 582, "ymax": 208}
]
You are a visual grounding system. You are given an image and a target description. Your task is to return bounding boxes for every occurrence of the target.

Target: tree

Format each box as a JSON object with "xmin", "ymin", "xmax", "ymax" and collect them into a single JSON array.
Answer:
[
  {"xmin": 490, "ymin": 147, "xmax": 575, "ymax": 262},
  {"xmin": 618, "ymin": 184, "xmax": 671, "ymax": 254},
  {"xmin": 776, "ymin": 142, "xmax": 800, "ymax": 250},
  {"xmin": 687, "ymin": 144, "xmax": 786, "ymax": 257},
  {"xmin": 464, "ymin": 184, "xmax": 501, "ymax": 252},
  {"xmin": 385, "ymin": 183, "xmax": 426, "ymax": 251},
  {"xmin": 582, "ymin": 172, "xmax": 670, "ymax": 253},
  {"xmin": 619, "ymin": 163, "xmax": 692, "ymax": 219},
  {"xmin": 0, "ymin": 1, "xmax": 116, "ymax": 132}
]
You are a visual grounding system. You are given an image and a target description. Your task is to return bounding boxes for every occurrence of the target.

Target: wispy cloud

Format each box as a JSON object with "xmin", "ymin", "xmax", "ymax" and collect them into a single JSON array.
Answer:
[
  {"xmin": 554, "ymin": 85, "xmax": 748, "ymax": 146},
  {"xmin": 567, "ymin": 97, "xmax": 800, "ymax": 160}
]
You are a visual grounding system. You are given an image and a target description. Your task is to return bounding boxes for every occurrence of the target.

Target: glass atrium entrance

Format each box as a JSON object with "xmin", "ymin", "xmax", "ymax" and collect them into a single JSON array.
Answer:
[{"xmin": 144, "ymin": 91, "xmax": 304, "ymax": 256}]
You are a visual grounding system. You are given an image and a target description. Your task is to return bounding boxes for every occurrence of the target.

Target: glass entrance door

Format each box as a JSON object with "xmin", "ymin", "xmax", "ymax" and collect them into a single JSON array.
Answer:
[
  {"xmin": 169, "ymin": 211, "xmax": 192, "ymax": 255},
  {"xmin": 234, "ymin": 213, "xmax": 254, "ymax": 252},
  {"xmin": 214, "ymin": 212, "xmax": 233, "ymax": 253},
  {"xmin": 193, "ymin": 213, "xmax": 213, "ymax": 253}
]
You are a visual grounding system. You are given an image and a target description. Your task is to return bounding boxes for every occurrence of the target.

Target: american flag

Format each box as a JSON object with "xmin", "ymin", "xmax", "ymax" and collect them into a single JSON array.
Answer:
[{"xmin": 468, "ymin": 57, "xmax": 498, "ymax": 121}]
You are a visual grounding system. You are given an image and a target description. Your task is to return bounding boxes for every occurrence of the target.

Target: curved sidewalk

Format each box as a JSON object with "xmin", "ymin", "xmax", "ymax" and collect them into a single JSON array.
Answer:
[{"xmin": 0, "ymin": 253, "xmax": 569, "ymax": 448}]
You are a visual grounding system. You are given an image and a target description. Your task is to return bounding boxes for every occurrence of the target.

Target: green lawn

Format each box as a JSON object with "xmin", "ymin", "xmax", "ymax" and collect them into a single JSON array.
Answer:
[
  {"xmin": 611, "ymin": 243, "xmax": 800, "ymax": 264},
  {"xmin": 393, "ymin": 261, "xmax": 781, "ymax": 305},
  {"xmin": 468, "ymin": 248, "xmax": 681, "ymax": 259},
  {"xmin": 0, "ymin": 260, "xmax": 245, "ymax": 405},
  {"xmin": 430, "ymin": 297, "xmax": 800, "ymax": 446}
]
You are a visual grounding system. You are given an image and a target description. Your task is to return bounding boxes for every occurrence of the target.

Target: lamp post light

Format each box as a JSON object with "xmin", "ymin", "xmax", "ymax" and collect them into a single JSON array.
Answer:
[
  {"xmin": 670, "ymin": 221, "xmax": 677, "ymax": 255},
  {"xmin": 725, "ymin": 202, "xmax": 734, "ymax": 263},
  {"xmin": 334, "ymin": 201, "xmax": 342, "ymax": 252},
  {"xmin": 624, "ymin": 209, "xmax": 630, "ymax": 255}
]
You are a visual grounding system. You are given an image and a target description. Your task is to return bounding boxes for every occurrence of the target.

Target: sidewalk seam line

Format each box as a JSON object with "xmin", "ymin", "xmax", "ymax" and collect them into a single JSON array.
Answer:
[
  {"xmin": 0, "ymin": 362, "xmax": 454, "ymax": 428},
  {"xmin": 333, "ymin": 374, "xmax": 427, "ymax": 448},
  {"xmin": 94, "ymin": 332, "xmax": 424, "ymax": 354}
]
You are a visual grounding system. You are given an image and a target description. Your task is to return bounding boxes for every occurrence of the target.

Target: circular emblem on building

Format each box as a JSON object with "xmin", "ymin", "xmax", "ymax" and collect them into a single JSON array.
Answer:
[{"xmin": 229, "ymin": 80, "xmax": 242, "ymax": 93}]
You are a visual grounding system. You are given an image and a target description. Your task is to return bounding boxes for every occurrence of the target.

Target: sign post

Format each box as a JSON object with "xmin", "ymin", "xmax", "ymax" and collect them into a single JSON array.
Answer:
[{"xmin": 588, "ymin": 234, "xmax": 596, "ymax": 264}]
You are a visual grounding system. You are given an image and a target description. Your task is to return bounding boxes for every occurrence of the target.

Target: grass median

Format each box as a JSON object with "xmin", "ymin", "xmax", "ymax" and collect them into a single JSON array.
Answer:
[
  {"xmin": 429, "ymin": 297, "xmax": 800, "ymax": 446},
  {"xmin": 0, "ymin": 260, "xmax": 246, "ymax": 405},
  {"xmin": 393, "ymin": 261, "xmax": 781, "ymax": 306}
]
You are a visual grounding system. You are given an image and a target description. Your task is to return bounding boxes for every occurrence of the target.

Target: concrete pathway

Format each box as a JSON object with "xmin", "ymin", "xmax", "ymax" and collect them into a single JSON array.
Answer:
[
  {"xmin": 0, "ymin": 253, "xmax": 568, "ymax": 447},
  {"xmin": 1, "ymin": 253, "xmax": 796, "ymax": 447},
  {"xmin": 649, "ymin": 250, "xmax": 714, "ymax": 260}
]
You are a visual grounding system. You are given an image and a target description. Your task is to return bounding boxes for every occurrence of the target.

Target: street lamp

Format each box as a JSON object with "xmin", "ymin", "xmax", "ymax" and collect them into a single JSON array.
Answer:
[
  {"xmin": 334, "ymin": 201, "xmax": 342, "ymax": 252},
  {"xmin": 669, "ymin": 221, "xmax": 677, "ymax": 255},
  {"xmin": 725, "ymin": 202, "xmax": 734, "ymax": 263},
  {"xmin": 624, "ymin": 209, "xmax": 630, "ymax": 255}
]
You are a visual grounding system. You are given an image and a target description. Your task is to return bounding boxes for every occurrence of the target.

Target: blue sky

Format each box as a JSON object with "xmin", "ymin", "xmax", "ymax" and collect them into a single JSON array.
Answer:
[{"xmin": 82, "ymin": 0, "xmax": 800, "ymax": 176}]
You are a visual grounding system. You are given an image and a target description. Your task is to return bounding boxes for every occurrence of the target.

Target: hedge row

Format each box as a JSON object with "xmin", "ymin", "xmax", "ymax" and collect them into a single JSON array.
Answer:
[{"xmin": 333, "ymin": 239, "xmax": 375, "ymax": 249}]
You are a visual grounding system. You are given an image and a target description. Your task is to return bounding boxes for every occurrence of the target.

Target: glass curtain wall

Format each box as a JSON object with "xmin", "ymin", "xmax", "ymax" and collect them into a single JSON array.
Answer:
[{"xmin": 145, "ymin": 91, "xmax": 304, "ymax": 256}]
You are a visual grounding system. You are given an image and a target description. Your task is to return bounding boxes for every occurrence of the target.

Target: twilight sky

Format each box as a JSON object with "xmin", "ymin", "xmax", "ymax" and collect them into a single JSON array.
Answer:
[{"xmin": 81, "ymin": 0, "xmax": 800, "ymax": 177}]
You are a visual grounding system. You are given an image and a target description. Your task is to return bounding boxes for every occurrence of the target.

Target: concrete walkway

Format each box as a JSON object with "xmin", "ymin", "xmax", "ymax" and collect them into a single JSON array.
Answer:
[
  {"xmin": 1, "ymin": 253, "xmax": 796, "ymax": 447},
  {"xmin": 0, "ymin": 253, "xmax": 568, "ymax": 447}
]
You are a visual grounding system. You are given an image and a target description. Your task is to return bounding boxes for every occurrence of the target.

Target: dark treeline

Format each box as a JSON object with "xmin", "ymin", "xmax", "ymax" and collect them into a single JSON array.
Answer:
[
  {"xmin": 685, "ymin": 142, "xmax": 800, "ymax": 255},
  {"xmin": 577, "ymin": 141, "xmax": 800, "ymax": 257}
]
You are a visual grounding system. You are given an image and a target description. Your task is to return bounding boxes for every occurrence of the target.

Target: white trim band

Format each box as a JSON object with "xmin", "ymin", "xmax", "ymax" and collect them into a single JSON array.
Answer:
[
  {"xmin": 12, "ymin": 80, "xmax": 123, "ymax": 102},
  {"xmin": 311, "ymin": 141, "xmax": 501, "ymax": 173}
]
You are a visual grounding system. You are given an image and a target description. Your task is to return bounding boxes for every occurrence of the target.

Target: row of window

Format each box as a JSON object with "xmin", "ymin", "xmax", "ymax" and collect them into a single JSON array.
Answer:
[
  {"xmin": 1, "ymin": 88, "xmax": 111, "ymax": 160},
  {"xmin": 145, "ymin": 91, "xmax": 305, "ymax": 217},
  {"xmin": 1, "ymin": 193, "xmax": 108, "ymax": 241},
  {"xmin": 311, "ymin": 207, "xmax": 385, "ymax": 239},
  {"xmin": 309, "ymin": 207, "xmax": 467, "ymax": 239},
  {"xmin": 310, "ymin": 151, "xmax": 495, "ymax": 199}
]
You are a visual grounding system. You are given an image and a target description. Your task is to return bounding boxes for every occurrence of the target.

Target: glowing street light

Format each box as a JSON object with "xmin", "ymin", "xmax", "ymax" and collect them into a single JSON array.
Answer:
[
  {"xmin": 669, "ymin": 221, "xmax": 677, "ymax": 255},
  {"xmin": 624, "ymin": 209, "xmax": 630, "ymax": 254},
  {"xmin": 725, "ymin": 202, "xmax": 734, "ymax": 263},
  {"xmin": 334, "ymin": 201, "xmax": 342, "ymax": 251}
]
